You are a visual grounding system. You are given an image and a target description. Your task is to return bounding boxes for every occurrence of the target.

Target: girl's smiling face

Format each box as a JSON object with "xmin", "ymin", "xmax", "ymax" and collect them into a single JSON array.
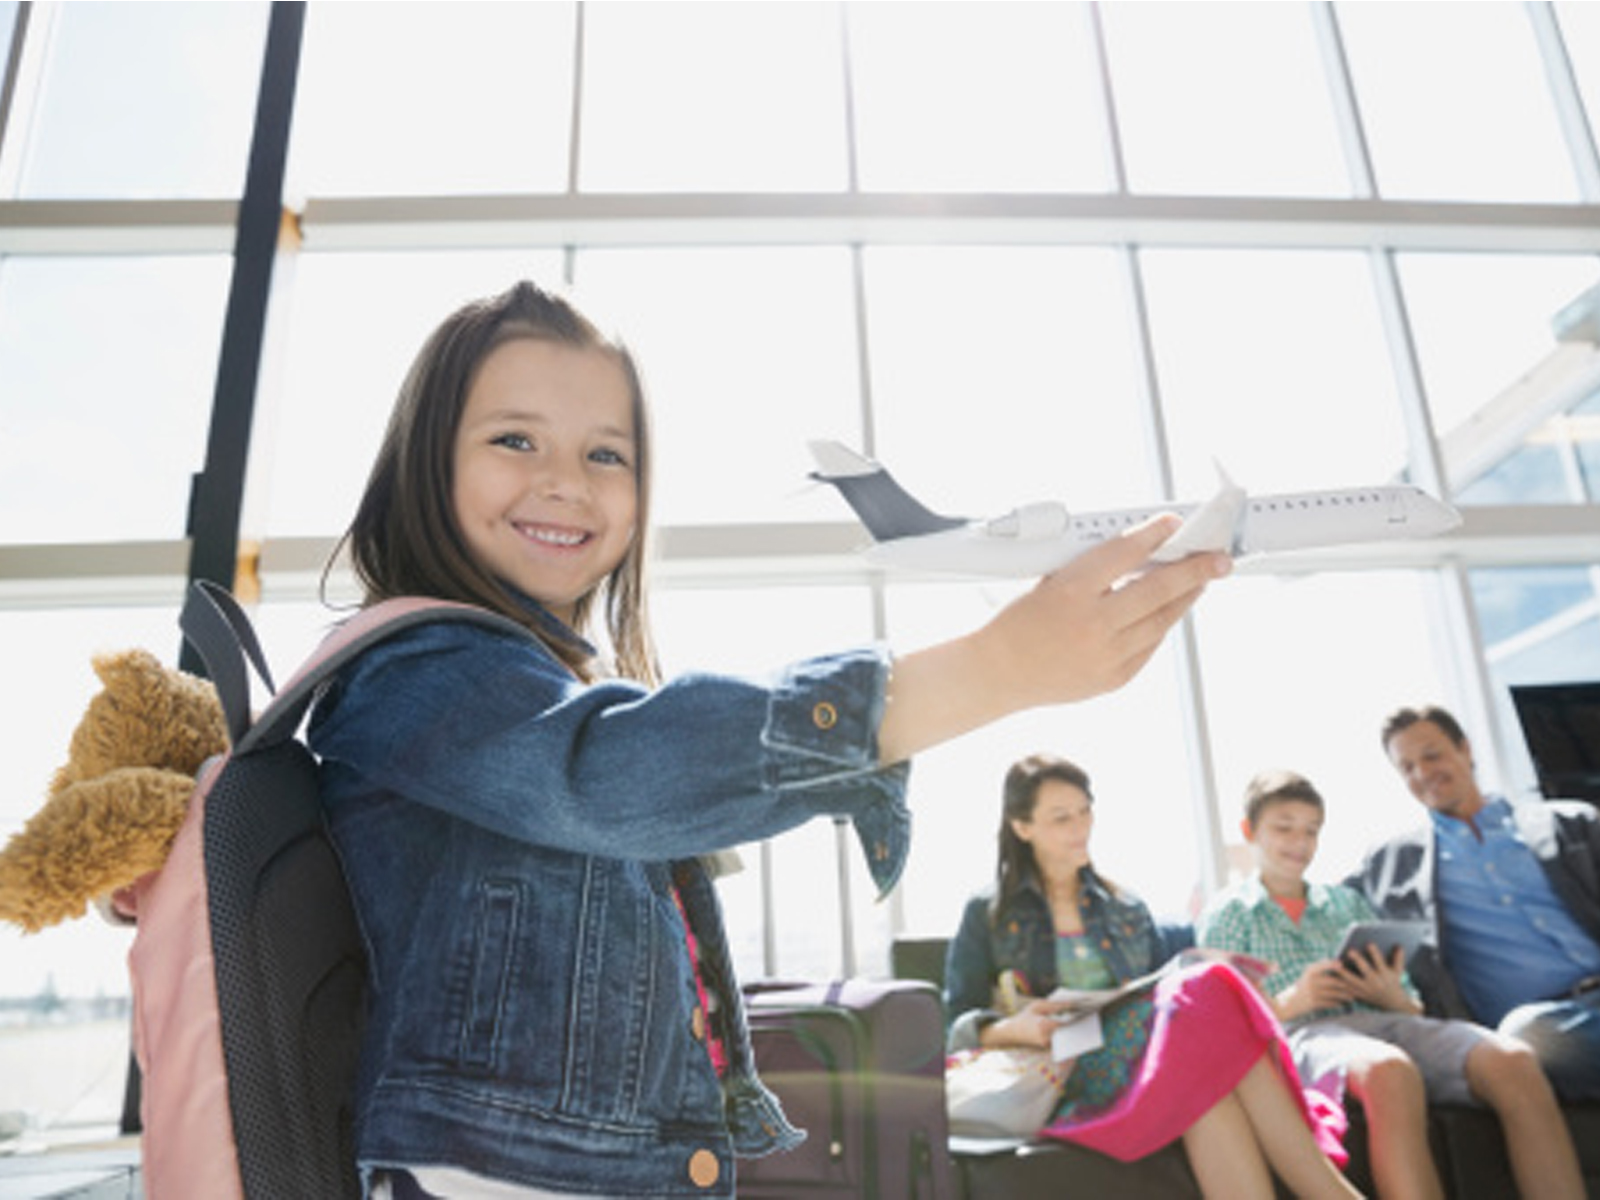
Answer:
[{"xmin": 452, "ymin": 337, "xmax": 638, "ymax": 626}]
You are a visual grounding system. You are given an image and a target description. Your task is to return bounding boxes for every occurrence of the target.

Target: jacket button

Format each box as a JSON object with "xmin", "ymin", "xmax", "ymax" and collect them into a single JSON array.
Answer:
[
  {"xmin": 691, "ymin": 1006, "xmax": 707, "ymax": 1041},
  {"xmin": 812, "ymin": 701, "xmax": 838, "ymax": 730},
  {"xmin": 688, "ymin": 1148, "xmax": 720, "ymax": 1188}
]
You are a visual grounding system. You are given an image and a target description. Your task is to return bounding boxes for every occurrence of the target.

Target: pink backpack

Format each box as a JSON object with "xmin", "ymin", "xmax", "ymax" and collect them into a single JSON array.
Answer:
[{"xmin": 124, "ymin": 581, "xmax": 531, "ymax": 1198}]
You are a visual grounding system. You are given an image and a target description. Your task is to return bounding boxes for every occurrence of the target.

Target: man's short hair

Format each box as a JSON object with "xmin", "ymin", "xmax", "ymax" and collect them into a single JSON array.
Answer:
[
  {"xmin": 1243, "ymin": 768, "xmax": 1325, "ymax": 830},
  {"xmin": 1381, "ymin": 704, "xmax": 1468, "ymax": 753}
]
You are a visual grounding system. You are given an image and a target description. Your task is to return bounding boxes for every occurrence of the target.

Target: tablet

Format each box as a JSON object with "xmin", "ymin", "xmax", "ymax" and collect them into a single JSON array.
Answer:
[{"xmin": 1335, "ymin": 921, "xmax": 1429, "ymax": 968}]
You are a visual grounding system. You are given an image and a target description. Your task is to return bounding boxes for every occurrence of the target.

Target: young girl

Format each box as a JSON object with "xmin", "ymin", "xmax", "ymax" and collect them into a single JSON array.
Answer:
[
  {"xmin": 307, "ymin": 280, "xmax": 1228, "ymax": 1199},
  {"xmin": 945, "ymin": 754, "xmax": 1362, "ymax": 1200}
]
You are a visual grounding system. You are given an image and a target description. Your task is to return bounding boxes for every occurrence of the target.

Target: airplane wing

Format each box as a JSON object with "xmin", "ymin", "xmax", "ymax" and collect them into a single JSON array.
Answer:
[{"xmin": 1147, "ymin": 464, "xmax": 1246, "ymax": 563}]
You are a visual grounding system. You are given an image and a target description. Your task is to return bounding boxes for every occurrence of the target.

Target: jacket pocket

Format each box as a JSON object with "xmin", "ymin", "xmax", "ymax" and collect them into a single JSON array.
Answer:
[{"xmin": 458, "ymin": 878, "xmax": 521, "ymax": 1071}]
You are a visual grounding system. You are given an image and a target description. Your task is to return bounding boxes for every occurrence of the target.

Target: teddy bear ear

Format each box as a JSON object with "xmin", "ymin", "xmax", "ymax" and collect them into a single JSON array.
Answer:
[{"xmin": 91, "ymin": 647, "xmax": 166, "ymax": 691}]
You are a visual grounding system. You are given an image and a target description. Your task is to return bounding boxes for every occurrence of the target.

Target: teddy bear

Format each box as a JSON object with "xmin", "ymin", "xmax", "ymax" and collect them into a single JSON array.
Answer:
[{"xmin": 0, "ymin": 648, "xmax": 227, "ymax": 933}]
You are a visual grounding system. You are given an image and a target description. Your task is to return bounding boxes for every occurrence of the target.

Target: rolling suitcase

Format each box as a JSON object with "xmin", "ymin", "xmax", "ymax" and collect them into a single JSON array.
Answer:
[{"xmin": 740, "ymin": 978, "xmax": 957, "ymax": 1200}]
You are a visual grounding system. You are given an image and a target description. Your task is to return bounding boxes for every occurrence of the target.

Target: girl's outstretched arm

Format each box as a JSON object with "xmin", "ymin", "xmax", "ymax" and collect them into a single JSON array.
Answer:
[{"xmin": 876, "ymin": 515, "xmax": 1230, "ymax": 765}]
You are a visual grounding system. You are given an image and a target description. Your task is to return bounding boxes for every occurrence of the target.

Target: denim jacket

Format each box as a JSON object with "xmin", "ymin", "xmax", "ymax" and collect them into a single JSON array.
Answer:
[
  {"xmin": 307, "ymin": 615, "xmax": 911, "ymax": 1198},
  {"xmin": 943, "ymin": 867, "xmax": 1165, "ymax": 1052}
]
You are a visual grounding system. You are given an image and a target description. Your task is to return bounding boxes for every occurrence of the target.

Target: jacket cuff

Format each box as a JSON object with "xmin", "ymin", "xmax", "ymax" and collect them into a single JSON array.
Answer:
[
  {"xmin": 761, "ymin": 647, "xmax": 911, "ymax": 899},
  {"xmin": 762, "ymin": 647, "xmax": 888, "ymax": 772}
]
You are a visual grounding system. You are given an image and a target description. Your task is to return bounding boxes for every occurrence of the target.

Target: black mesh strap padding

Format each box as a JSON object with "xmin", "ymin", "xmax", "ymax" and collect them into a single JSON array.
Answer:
[{"xmin": 204, "ymin": 740, "xmax": 365, "ymax": 1199}]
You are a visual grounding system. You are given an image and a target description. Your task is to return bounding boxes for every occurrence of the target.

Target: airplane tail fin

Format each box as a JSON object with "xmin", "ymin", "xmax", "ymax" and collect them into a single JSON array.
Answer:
[{"xmin": 808, "ymin": 441, "xmax": 967, "ymax": 542}]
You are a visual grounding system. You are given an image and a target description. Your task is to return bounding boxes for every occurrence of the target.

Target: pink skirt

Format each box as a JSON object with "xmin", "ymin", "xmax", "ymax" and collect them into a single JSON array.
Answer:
[{"xmin": 1038, "ymin": 961, "xmax": 1347, "ymax": 1164}]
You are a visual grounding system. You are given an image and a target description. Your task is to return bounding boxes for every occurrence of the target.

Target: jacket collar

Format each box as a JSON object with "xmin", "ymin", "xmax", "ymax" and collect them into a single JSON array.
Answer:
[
  {"xmin": 1016, "ymin": 862, "xmax": 1114, "ymax": 907},
  {"xmin": 503, "ymin": 585, "xmax": 599, "ymax": 659},
  {"xmin": 1241, "ymin": 870, "xmax": 1338, "ymax": 913}
]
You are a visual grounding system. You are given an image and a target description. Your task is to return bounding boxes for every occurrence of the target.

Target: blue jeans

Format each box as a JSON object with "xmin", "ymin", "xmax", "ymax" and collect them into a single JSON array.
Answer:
[{"xmin": 1498, "ymin": 989, "xmax": 1600, "ymax": 1101}]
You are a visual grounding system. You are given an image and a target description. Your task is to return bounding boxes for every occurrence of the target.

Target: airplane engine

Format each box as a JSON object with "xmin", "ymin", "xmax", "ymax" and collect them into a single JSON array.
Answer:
[{"xmin": 985, "ymin": 502, "xmax": 1071, "ymax": 540}]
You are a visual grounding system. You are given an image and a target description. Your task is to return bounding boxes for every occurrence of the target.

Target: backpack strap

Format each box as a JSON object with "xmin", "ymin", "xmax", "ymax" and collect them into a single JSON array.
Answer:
[
  {"xmin": 190, "ymin": 589, "xmax": 537, "ymax": 758},
  {"xmin": 181, "ymin": 580, "xmax": 279, "ymax": 745}
]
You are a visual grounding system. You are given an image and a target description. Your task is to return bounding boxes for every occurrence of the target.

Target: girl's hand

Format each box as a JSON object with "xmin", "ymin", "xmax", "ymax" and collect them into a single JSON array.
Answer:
[
  {"xmin": 1340, "ymin": 945, "xmax": 1420, "ymax": 1013},
  {"xmin": 878, "ymin": 517, "xmax": 1230, "ymax": 763},
  {"xmin": 1276, "ymin": 958, "xmax": 1356, "ymax": 1020}
]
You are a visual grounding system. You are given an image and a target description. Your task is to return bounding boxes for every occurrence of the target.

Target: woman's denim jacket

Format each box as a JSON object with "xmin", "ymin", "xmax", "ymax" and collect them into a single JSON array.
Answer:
[
  {"xmin": 943, "ymin": 867, "xmax": 1164, "ymax": 1052},
  {"xmin": 307, "ymin": 614, "xmax": 911, "ymax": 1198}
]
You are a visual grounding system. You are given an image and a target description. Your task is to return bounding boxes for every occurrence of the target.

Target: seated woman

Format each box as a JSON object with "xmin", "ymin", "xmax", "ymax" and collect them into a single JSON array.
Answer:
[{"xmin": 945, "ymin": 753, "xmax": 1361, "ymax": 1200}]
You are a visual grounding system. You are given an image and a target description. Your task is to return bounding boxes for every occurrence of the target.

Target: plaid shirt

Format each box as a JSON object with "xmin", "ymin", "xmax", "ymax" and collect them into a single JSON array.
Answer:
[{"xmin": 1197, "ymin": 872, "xmax": 1418, "ymax": 1024}]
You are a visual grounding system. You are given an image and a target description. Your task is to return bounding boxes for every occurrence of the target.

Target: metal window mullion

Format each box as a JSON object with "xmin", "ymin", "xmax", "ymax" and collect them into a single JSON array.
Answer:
[
  {"xmin": 1549, "ymin": 429, "xmax": 1600, "ymax": 677},
  {"xmin": 828, "ymin": 236, "xmax": 875, "ymax": 979},
  {"xmin": 828, "ymin": 1, "xmax": 874, "ymax": 977},
  {"xmin": 1084, "ymin": 2, "xmax": 1129, "ymax": 194},
  {"xmin": 560, "ymin": 3, "xmax": 586, "ymax": 289},
  {"xmin": 0, "ymin": 0, "xmax": 54, "ymax": 199},
  {"xmin": 1370, "ymin": 247, "xmax": 1509, "ymax": 793},
  {"xmin": 1433, "ymin": 563, "xmax": 1513, "ymax": 793},
  {"xmin": 1370, "ymin": 249, "xmax": 1449, "ymax": 497},
  {"xmin": 1311, "ymin": 0, "xmax": 1378, "ymax": 199},
  {"xmin": 0, "ymin": 1, "xmax": 35, "ymax": 186},
  {"xmin": 1527, "ymin": 2, "xmax": 1600, "ymax": 201},
  {"xmin": 566, "ymin": 2, "xmax": 586, "ymax": 197},
  {"xmin": 183, "ymin": 0, "xmax": 304, "ymax": 666},
  {"xmin": 1081, "ymin": 1, "xmax": 1132, "ymax": 195},
  {"xmin": 1121, "ymin": 245, "xmax": 1228, "ymax": 900}
]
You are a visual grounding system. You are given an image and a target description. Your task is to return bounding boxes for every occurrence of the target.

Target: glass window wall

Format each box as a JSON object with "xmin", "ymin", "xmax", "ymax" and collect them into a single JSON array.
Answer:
[
  {"xmin": 0, "ymin": 255, "xmax": 231, "ymax": 544},
  {"xmin": 5, "ymin": 2, "xmax": 267, "ymax": 199},
  {"xmin": 3, "ymin": 1, "xmax": 1599, "ymax": 1143}
]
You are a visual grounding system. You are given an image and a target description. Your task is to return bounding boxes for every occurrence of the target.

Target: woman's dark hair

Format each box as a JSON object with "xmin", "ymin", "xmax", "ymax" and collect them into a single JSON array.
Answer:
[
  {"xmin": 993, "ymin": 752, "xmax": 1100, "ymax": 918},
  {"xmin": 327, "ymin": 280, "xmax": 658, "ymax": 685}
]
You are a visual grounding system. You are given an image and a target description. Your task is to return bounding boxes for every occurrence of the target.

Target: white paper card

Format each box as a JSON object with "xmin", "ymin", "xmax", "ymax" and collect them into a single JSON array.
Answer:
[{"xmin": 1051, "ymin": 1010, "xmax": 1104, "ymax": 1061}]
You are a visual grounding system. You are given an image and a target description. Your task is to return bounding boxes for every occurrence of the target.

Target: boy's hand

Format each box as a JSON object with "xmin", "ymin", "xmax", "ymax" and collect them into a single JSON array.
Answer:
[
  {"xmin": 1276, "ymin": 958, "xmax": 1357, "ymax": 1020},
  {"xmin": 1340, "ymin": 945, "xmax": 1420, "ymax": 1014}
]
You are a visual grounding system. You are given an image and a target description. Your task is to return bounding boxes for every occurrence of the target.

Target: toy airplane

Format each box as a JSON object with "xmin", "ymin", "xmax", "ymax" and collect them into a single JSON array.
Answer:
[{"xmin": 809, "ymin": 441, "xmax": 1462, "ymax": 577}]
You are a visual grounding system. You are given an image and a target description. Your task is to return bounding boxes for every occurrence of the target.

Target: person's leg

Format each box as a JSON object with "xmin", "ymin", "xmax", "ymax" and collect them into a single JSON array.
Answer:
[
  {"xmin": 1340, "ymin": 1041, "xmax": 1443, "ymax": 1200},
  {"xmin": 1464, "ymin": 1034, "xmax": 1584, "ymax": 1200},
  {"xmin": 1498, "ymin": 995, "xmax": 1600, "ymax": 1101},
  {"xmin": 1231, "ymin": 1054, "xmax": 1364, "ymax": 1200},
  {"xmin": 1181, "ymin": 1088, "xmax": 1276, "ymax": 1200}
]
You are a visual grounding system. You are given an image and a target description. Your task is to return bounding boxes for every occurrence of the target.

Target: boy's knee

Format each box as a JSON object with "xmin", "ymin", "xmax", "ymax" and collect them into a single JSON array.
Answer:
[
  {"xmin": 1351, "ymin": 1046, "xmax": 1426, "ymax": 1105},
  {"xmin": 1467, "ymin": 1036, "xmax": 1554, "ymax": 1106}
]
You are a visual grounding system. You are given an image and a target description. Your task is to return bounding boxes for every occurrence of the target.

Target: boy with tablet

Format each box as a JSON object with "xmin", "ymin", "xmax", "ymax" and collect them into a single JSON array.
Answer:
[{"xmin": 1197, "ymin": 769, "xmax": 1582, "ymax": 1200}]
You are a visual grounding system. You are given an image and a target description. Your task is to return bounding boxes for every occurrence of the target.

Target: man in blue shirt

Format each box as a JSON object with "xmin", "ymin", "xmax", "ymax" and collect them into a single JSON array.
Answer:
[{"xmin": 1344, "ymin": 704, "xmax": 1600, "ymax": 1101}]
